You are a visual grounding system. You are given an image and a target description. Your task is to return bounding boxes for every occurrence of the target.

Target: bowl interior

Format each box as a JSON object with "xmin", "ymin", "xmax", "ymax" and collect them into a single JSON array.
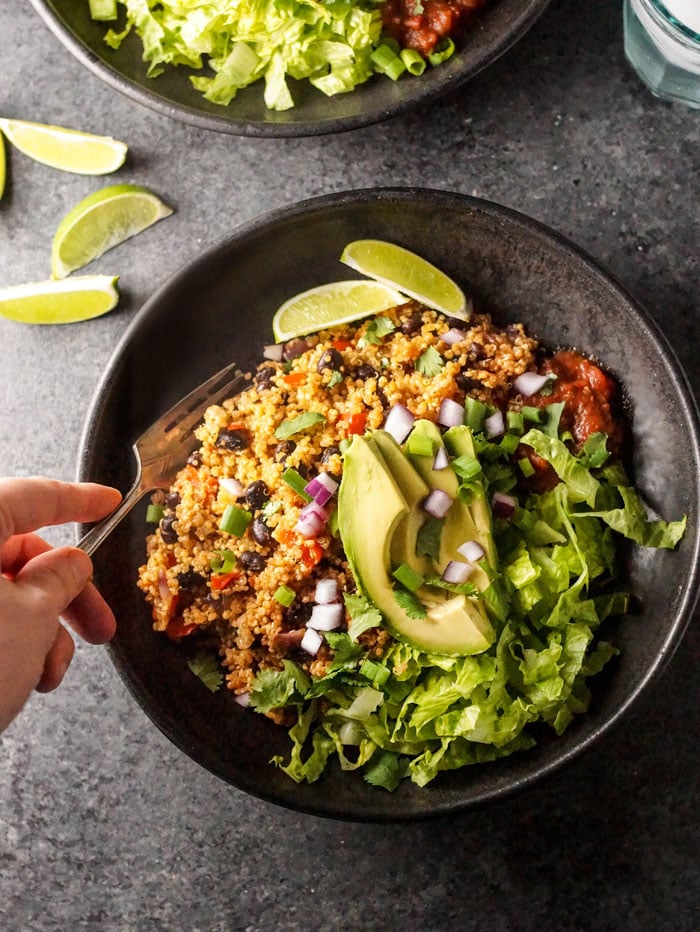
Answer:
[
  {"xmin": 32, "ymin": 0, "xmax": 551, "ymax": 136},
  {"xmin": 79, "ymin": 189, "xmax": 700, "ymax": 820}
]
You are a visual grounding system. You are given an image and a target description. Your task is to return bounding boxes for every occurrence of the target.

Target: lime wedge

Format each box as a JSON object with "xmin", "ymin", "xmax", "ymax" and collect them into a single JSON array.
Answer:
[
  {"xmin": 51, "ymin": 183, "xmax": 173, "ymax": 279},
  {"xmin": 272, "ymin": 279, "xmax": 404, "ymax": 342},
  {"xmin": 0, "ymin": 117, "xmax": 127, "ymax": 175},
  {"xmin": 340, "ymin": 239, "xmax": 469, "ymax": 319},
  {"xmin": 0, "ymin": 275, "xmax": 119, "ymax": 324}
]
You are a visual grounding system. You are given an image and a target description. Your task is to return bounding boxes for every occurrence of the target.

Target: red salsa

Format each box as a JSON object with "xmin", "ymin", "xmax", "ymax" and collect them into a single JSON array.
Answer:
[
  {"xmin": 382, "ymin": 0, "xmax": 490, "ymax": 58},
  {"xmin": 517, "ymin": 350, "xmax": 625, "ymax": 492}
]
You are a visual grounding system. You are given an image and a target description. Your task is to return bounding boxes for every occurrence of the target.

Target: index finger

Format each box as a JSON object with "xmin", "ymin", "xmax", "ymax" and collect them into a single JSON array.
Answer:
[{"xmin": 0, "ymin": 477, "xmax": 122, "ymax": 546}]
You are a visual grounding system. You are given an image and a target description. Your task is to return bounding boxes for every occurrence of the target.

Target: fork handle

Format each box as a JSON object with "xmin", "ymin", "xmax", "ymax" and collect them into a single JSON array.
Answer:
[{"xmin": 77, "ymin": 478, "xmax": 147, "ymax": 557}]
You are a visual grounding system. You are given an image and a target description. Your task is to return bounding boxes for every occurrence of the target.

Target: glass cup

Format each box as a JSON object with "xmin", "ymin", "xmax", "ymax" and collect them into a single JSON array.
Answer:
[{"xmin": 624, "ymin": 0, "xmax": 700, "ymax": 107}]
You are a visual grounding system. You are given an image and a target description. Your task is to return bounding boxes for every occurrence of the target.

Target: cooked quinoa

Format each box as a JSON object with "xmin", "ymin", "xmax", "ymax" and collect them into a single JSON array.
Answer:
[{"xmin": 137, "ymin": 301, "xmax": 538, "ymax": 695}]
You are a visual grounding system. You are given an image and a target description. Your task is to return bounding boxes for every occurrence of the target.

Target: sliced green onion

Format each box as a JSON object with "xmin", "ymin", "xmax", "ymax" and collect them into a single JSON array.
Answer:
[
  {"xmin": 507, "ymin": 410, "xmax": 525, "ymax": 434},
  {"xmin": 518, "ymin": 457, "xmax": 536, "ymax": 478},
  {"xmin": 465, "ymin": 397, "xmax": 488, "ymax": 433},
  {"xmin": 211, "ymin": 549, "xmax": 236, "ymax": 574},
  {"xmin": 360, "ymin": 658, "xmax": 391, "ymax": 687},
  {"xmin": 219, "ymin": 504, "xmax": 252, "ymax": 537},
  {"xmin": 405, "ymin": 432, "xmax": 435, "ymax": 457},
  {"xmin": 428, "ymin": 37, "xmax": 455, "ymax": 67},
  {"xmin": 521, "ymin": 405, "xmax": 544, "ymax": 423},
  {"xmin": 282, "ymin": 467, "xmax": 313, "ymax": 501},
  {"xmin": 499, "ymin": 433, "xmax": 520, "ymax": 456},
  {"xmin": 451, "ymin": 454, "xmax": 482, "ymax": 481},
  {"xmin": 392, "ymin": 563, "xmax": 425, "ymax": 592},
  {"xmin": 400, "ymin": 49, "xmax": 426, "ymax": 76},
  {"xmin": 274, "ymin": 585, "xmax": 296, "ymax": 607},
  {"xmin": 371, "ymin": 44, "xmax": 407, "ymax": 81},
  {"xmin": 88, "ymin": 0, "xmax": 117, "ymax": 20},
  {"xmin": 146, "ymin": 503, "xmax": 165, "ymax": 524}
]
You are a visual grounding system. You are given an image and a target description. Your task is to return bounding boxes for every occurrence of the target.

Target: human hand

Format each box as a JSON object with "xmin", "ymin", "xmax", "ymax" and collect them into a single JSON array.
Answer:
[{"xmin": 0, "ymin": 477, "xmax": 122, "ymax": 732}]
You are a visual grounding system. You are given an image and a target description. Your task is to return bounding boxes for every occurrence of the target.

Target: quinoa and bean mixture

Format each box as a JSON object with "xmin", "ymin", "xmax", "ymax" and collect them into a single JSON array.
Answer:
[{"xmin": 136, "ymin": 301, "xmax": 549, "ymax": 692}]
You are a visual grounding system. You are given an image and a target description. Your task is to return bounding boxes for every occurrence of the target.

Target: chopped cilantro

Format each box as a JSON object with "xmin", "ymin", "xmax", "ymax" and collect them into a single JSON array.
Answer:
[
  {"xmin": 249, "ymin": 660, "xmax": 309, "ymax": 712},
  {"xmin": 415, "ymin": 346, "xmax": 444, "ymax": 377},
  {"xmin": 344, "ymin": 592, "xmax": 383, "ymax": 641},
  {"xmin": 416, "ymin": 515, "xmax": 444, "ymax": 562},
  {"xmin": 326, "ymin": 370, "xmax": 344, "ymax": 388},
  {"xmin": 358, "ymin": 316, "xmax": 395, "ymax": 348},
  {"xmin": 275, "ymin": 411, "xmax": 326, "ymax": 440},
  {"xmin": 394, "ymin": 587, "xmax": 427, "ymax": 619},
  {"xmin": 187, "ymin": 651, "xmax": 224, "ymax": 693}
]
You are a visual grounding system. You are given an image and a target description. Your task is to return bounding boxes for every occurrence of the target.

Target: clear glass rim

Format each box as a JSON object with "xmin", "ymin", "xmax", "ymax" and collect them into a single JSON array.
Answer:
[{"xmin": 649, "ymin": 0, "xmax": 700, "ymax": 42}]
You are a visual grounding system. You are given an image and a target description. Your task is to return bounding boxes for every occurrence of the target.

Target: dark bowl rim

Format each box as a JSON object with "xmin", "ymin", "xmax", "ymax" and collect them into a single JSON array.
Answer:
[
  {"xmin": 29, "ymin": 0, "xmax": 553, "ymax": 137},
  {"xmin": 77, "ymin": 187, "xmax": 700, "ymax": 821}
]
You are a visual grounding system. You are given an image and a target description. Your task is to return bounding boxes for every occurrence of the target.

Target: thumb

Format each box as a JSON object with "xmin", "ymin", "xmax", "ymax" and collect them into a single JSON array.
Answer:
[{"xmin": 14, "ymin": 547, "xmax": 94, "ymax": 624}]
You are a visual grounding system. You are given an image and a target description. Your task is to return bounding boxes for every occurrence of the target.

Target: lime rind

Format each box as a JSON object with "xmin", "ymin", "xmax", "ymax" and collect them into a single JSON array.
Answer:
[
  {"xmin": 0, "ymin": 131, "xmax": 5, "ymax": 202},
  {"xmin": 272, "ymin": 279, "xmax": 405, "ymax": 342},
  {"xmin": 0, "ymin": 117, "xmax": 127, "ymax": 175},
  {"xmin": 0, "ymin": 275, "xmax": 120, "ymax": 325},
  {"xmin": 340, "ymin": 239, "xmax": 468, "ymax": 319},
  {"xmin": 51, "ymin": 183, "xmax": 173, "ymax": 279}
]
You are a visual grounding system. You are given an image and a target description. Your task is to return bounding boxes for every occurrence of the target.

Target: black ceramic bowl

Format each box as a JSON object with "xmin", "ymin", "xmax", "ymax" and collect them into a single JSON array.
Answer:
[
  {"xmin": 30, "ymin": 0, "xmax": 551, "ymax": 137},
  {"xmin": 78, "ymin": 188, "xmax": 700, "ymax": 821}
]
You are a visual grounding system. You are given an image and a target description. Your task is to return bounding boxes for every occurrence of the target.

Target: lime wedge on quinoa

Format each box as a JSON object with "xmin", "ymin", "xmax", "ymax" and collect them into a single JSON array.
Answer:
[
  {"xmin": 0, "ymin": 275, "xmax": 119, "ymax": 324},
  {"xmin": 272, "ymin": 279, "xmax": 404, "ymax": 342},
  {"xmin": 340, "ymin": 239, "xmax": 469, "ymax": 319},
  {"xmin": 51, "ymin": 183, "xmax": 173, "ymax": 279},
  {"xmin": 0, "ymin": 132, "xmax": 5, "ymax": 202},
  {"xmin": 0, "ymin": 117, "xmax": 127, "ymax": 175}
]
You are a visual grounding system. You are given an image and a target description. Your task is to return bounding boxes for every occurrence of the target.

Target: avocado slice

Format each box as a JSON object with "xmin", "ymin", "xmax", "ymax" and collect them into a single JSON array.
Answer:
[
  {"xmin": 338, "ymin": 435, "xmax": 495, "ymax": 656},
  {"xmin": 368, "ymin": 430, "xmax": 431, "ymax": 576}
]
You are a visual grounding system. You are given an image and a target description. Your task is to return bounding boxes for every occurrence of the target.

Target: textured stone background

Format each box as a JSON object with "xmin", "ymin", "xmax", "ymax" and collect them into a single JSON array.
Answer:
[{"xmin": 0, "ymin": 0, "xmax": 698, "ymax": 929}]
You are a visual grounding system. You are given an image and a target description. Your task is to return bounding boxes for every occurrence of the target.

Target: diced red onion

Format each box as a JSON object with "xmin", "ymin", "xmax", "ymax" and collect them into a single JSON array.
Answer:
[
  {"xmin": 513, "ymin": 371, "xmax": 549, "ymax": 397},
  {"xmin": 316, "ymin": 472, "xmax": 339, "ymax": 494},
  {"xmin": 457, "ymin": 540, "xmax": 485, "ymax": 562},
  {"xmin": 300, "ymin": 500, "xmax": 329, "ymax": 523},
  {"xmin": 492, "ymin": 491, "xmax": 516, "ymax": 520},
  {"xmin": 263, "ymin": 343, "xmax": 284, "ymax": 362},
  {"xmin": 295, "ymin": 510, "xmax": 326, "ymax": 539},
  {"xmin": 300, "ymin": 627, "xmax": 323, "ymax": 655},
  {"xmin": 314, "ymin": 577, "xmax": 339, "ymax": 604},
  {"xmin": 157, "ymin": 570, "xmax": 173, "ymax": 605},
  {"xmin": 304, "ymin": 477, "xmax": 333, "ymax": 506},
  {"xmin": 220, "ymin": 477, "xmax": 245, "ymax": 498},
  {"xmin": 384, "ymin": 404, "xmax": 415, "ymax": 444},
  {"xmin": 307, "ymin": 603, "xmax": 344, "ymax": 631},
  {"xmin": 440, "ymin": 328, "xmax": 466, "ymax": 345},
  {"xmin": 441, "ymin": 561, "xmax": 474, "ymax": 585},
  {"xmin": 438, "ymin": 397, "xmax": 465, "ymax": 428},
  {"xmin": 433, "ymin": 446, "xmax": 449, "ymax": 471},
  {"xmin": 485, "ymin": 410, "xmax": 505, "ymax": 438},
  {"xmin": 423, "ymin": 488, "xmax": 453, "ymax": 518},
  {"xmin": 234, "ymin": 691, "xmax": 251, "ymax": 708}
]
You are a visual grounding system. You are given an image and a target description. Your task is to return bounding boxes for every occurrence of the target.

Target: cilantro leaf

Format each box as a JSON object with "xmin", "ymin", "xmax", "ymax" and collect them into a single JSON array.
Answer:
[
  {"xmin": 577, "ymin": 432, "xmax": 611, "ymax": 469},
  {"xmin": 249, "ymin": 660, "xmax": 310, "ymax": 712},
  {"xmin": 415, "ymin": 346, "xmax": 444, "ymax": 377},
  {"xmin": 326, "ymin": 370, "xmax": 344, "ymax": 388},
  {"xmin": 424, "ymin": 573, "xmax": 478, "ymax": 597},
  {"xmin": 187, "ymin": 651, "xmax": 224, "ymax": 693},
  {"xmin": 416, "ymin": 516, "xmax": 444, "ymax": 562},
  {"xmin": 274, "ymin": 411, "xmax": 326, "ymax": 440},
  {"xmin": 394, "ymin": 587, "xmax": 427, "ymax": 619},
  {"xmin": 344, "ymin": 592, "xmax": 383, "ymax": 641},
  {"xmin": 358, "ymin": 316, "xmax": 395, "ymax": 348}
]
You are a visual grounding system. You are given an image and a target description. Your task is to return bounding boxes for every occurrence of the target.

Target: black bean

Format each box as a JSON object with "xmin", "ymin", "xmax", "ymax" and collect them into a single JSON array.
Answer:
[
  {"xmin": 317, "ymin": 348, "xmax": 344, "ymax": 373},
  {"xmin": 355, "ymin": 363, "xmax": 378, "ymax": 380},
  {"xmin": 216, "ymin": 428, "xmax": 249, "ymax": 451},
  {"xmin": 187, "ymin": 451, "xmax": 202, "ymax": 467},
  {"xmin": 468, "ymin": 342, "xmax": 486, "ymax": 362},
  {"xmin": 252, "ymin": 517, "xmax": 273, "ymax": 546},
  {"xmin": 159, "ymin": 515, "xmax": 178, "ymax": 544},
  {"xmin": 254, "ymin": 366, "xmax": 276, "ymax": 389},
  {"xmin": 238, "ymin": 551, "xmax": 266, "ymax": 574},
  {"xmin": 456, "ymin": 371, "xmax": 480, "ymax": 393},
  {"xmin": 320, "ymin": 445, "xmax": 341, "ymax": 465},
  {"xmin": 177, "ymin": 570, "xmax": 204, "ymax": 591},
  {"xmin": 245, "ymin": 480, "xmax": 269, "ymax": 511},
  {"xmin": 399, "ymin": 313, "xmax": 422, "ymax": 335},
  {"xmin": 283, "ymin": 339, "xmax": 310, "ymax": 361},
  {"xmin": 165, "ymin": 492, "xmax": 181, "ymax": 510},
  {"xmin": 274, "ymin": 440, "xmax": 296, "ymax": 462},
  {"xmin": 284, "ymin": 601, "xmax": 312, "ymax": 628}
]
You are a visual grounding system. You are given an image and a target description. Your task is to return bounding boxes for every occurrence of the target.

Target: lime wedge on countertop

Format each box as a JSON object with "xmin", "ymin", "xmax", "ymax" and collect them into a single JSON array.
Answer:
[
  {"xmin": 51, "ymin": 183, "xmax": 173, "ymax": 279},
  {"xmin": 0, "ymin": 275, "xmax": 120, "ymax": 324},
  {"xmin": 340, "ymin": 239, "xmax": 469, "ymax": 319},
  {"xmin": 0, "ymin": 117, "xmax": 127, "ymax": 175},
  {"xmin": 272, "ymin": 279, "xmax": 405, "ymax": 342}
]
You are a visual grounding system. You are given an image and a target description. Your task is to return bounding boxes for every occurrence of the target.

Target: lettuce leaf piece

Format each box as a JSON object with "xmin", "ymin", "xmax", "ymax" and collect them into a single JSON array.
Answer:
[
  {"xmin": 582, "ymin": 484, "xmax": 687, "ymax": 549},
  {"xmin": 521, "ymin": 429, "xmax": 600, "ymax": 506}
]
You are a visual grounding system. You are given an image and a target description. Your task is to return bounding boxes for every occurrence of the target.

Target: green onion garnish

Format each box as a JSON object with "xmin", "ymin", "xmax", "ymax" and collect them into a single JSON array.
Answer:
[
  {"xmin": 146, "ymin": 503, "xmax": 164, "ymax": 524},
  {"xmin": 428, "ymin": 37, "xmax": 455, "ymax": 67},
  {"xmin": 464, "ymin": 397, "xmax": 488, "ymax": 433},
  {"xmin": 282, "ymin": 467, "xmax": 313, "ymax": 501},
  {"xmin": 507, "ymin": 410, "xmax": 525, "ymax": 434},
  {"xmin": 400, "ymin": 48, "xmax": 426, "ymax": 75},
  {"xmin": 219, "ymin": 504, "xmax": 252, "ymax": 537},
  {"xmin": 371, "ymin": 43, "xmax": 407, "ymax": 81},
  {"xmin": 518, "ymin": 457, "xmax": 536, "ymax": 478},
  {"xmin": 392, "ymin": 563, "xmax": 425, "ymax": 593},
  {"xmin": 521, "ymin": 405, "xmax": 544, "ymax": 423},
  {"xmin": 360, "ymin": 658, "xmax": 391, "ymax": 687},
  {"xmin": 499, "ymin": 433, "xmax": 520, "ymax": 456},
  {"xmin": 274, "ymin": 585, "xmax": 296, "ymax": 607},
  {"xmin": 451, "ymin": 454, "xmax": 482, "ymax": 481},
  {"xmin": 211, "ymin": 549, "xmax": 236, "ymax": 573}
]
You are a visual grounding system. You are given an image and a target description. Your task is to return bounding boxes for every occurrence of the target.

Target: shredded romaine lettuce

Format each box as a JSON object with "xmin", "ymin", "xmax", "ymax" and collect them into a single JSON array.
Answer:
[
  {"xmin": 97, "ymin": 0, "xmax": 444, "ymax": 111},
  {"xmin": 249, "ymin": 426, "xmax": 686, "ymax": 791}
]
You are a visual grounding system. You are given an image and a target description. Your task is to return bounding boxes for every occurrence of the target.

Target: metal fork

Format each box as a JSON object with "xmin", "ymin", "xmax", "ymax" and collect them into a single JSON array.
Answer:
[{"xmin": 78, "ymin": 361, "xmax": 249, "ymax": 556}]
